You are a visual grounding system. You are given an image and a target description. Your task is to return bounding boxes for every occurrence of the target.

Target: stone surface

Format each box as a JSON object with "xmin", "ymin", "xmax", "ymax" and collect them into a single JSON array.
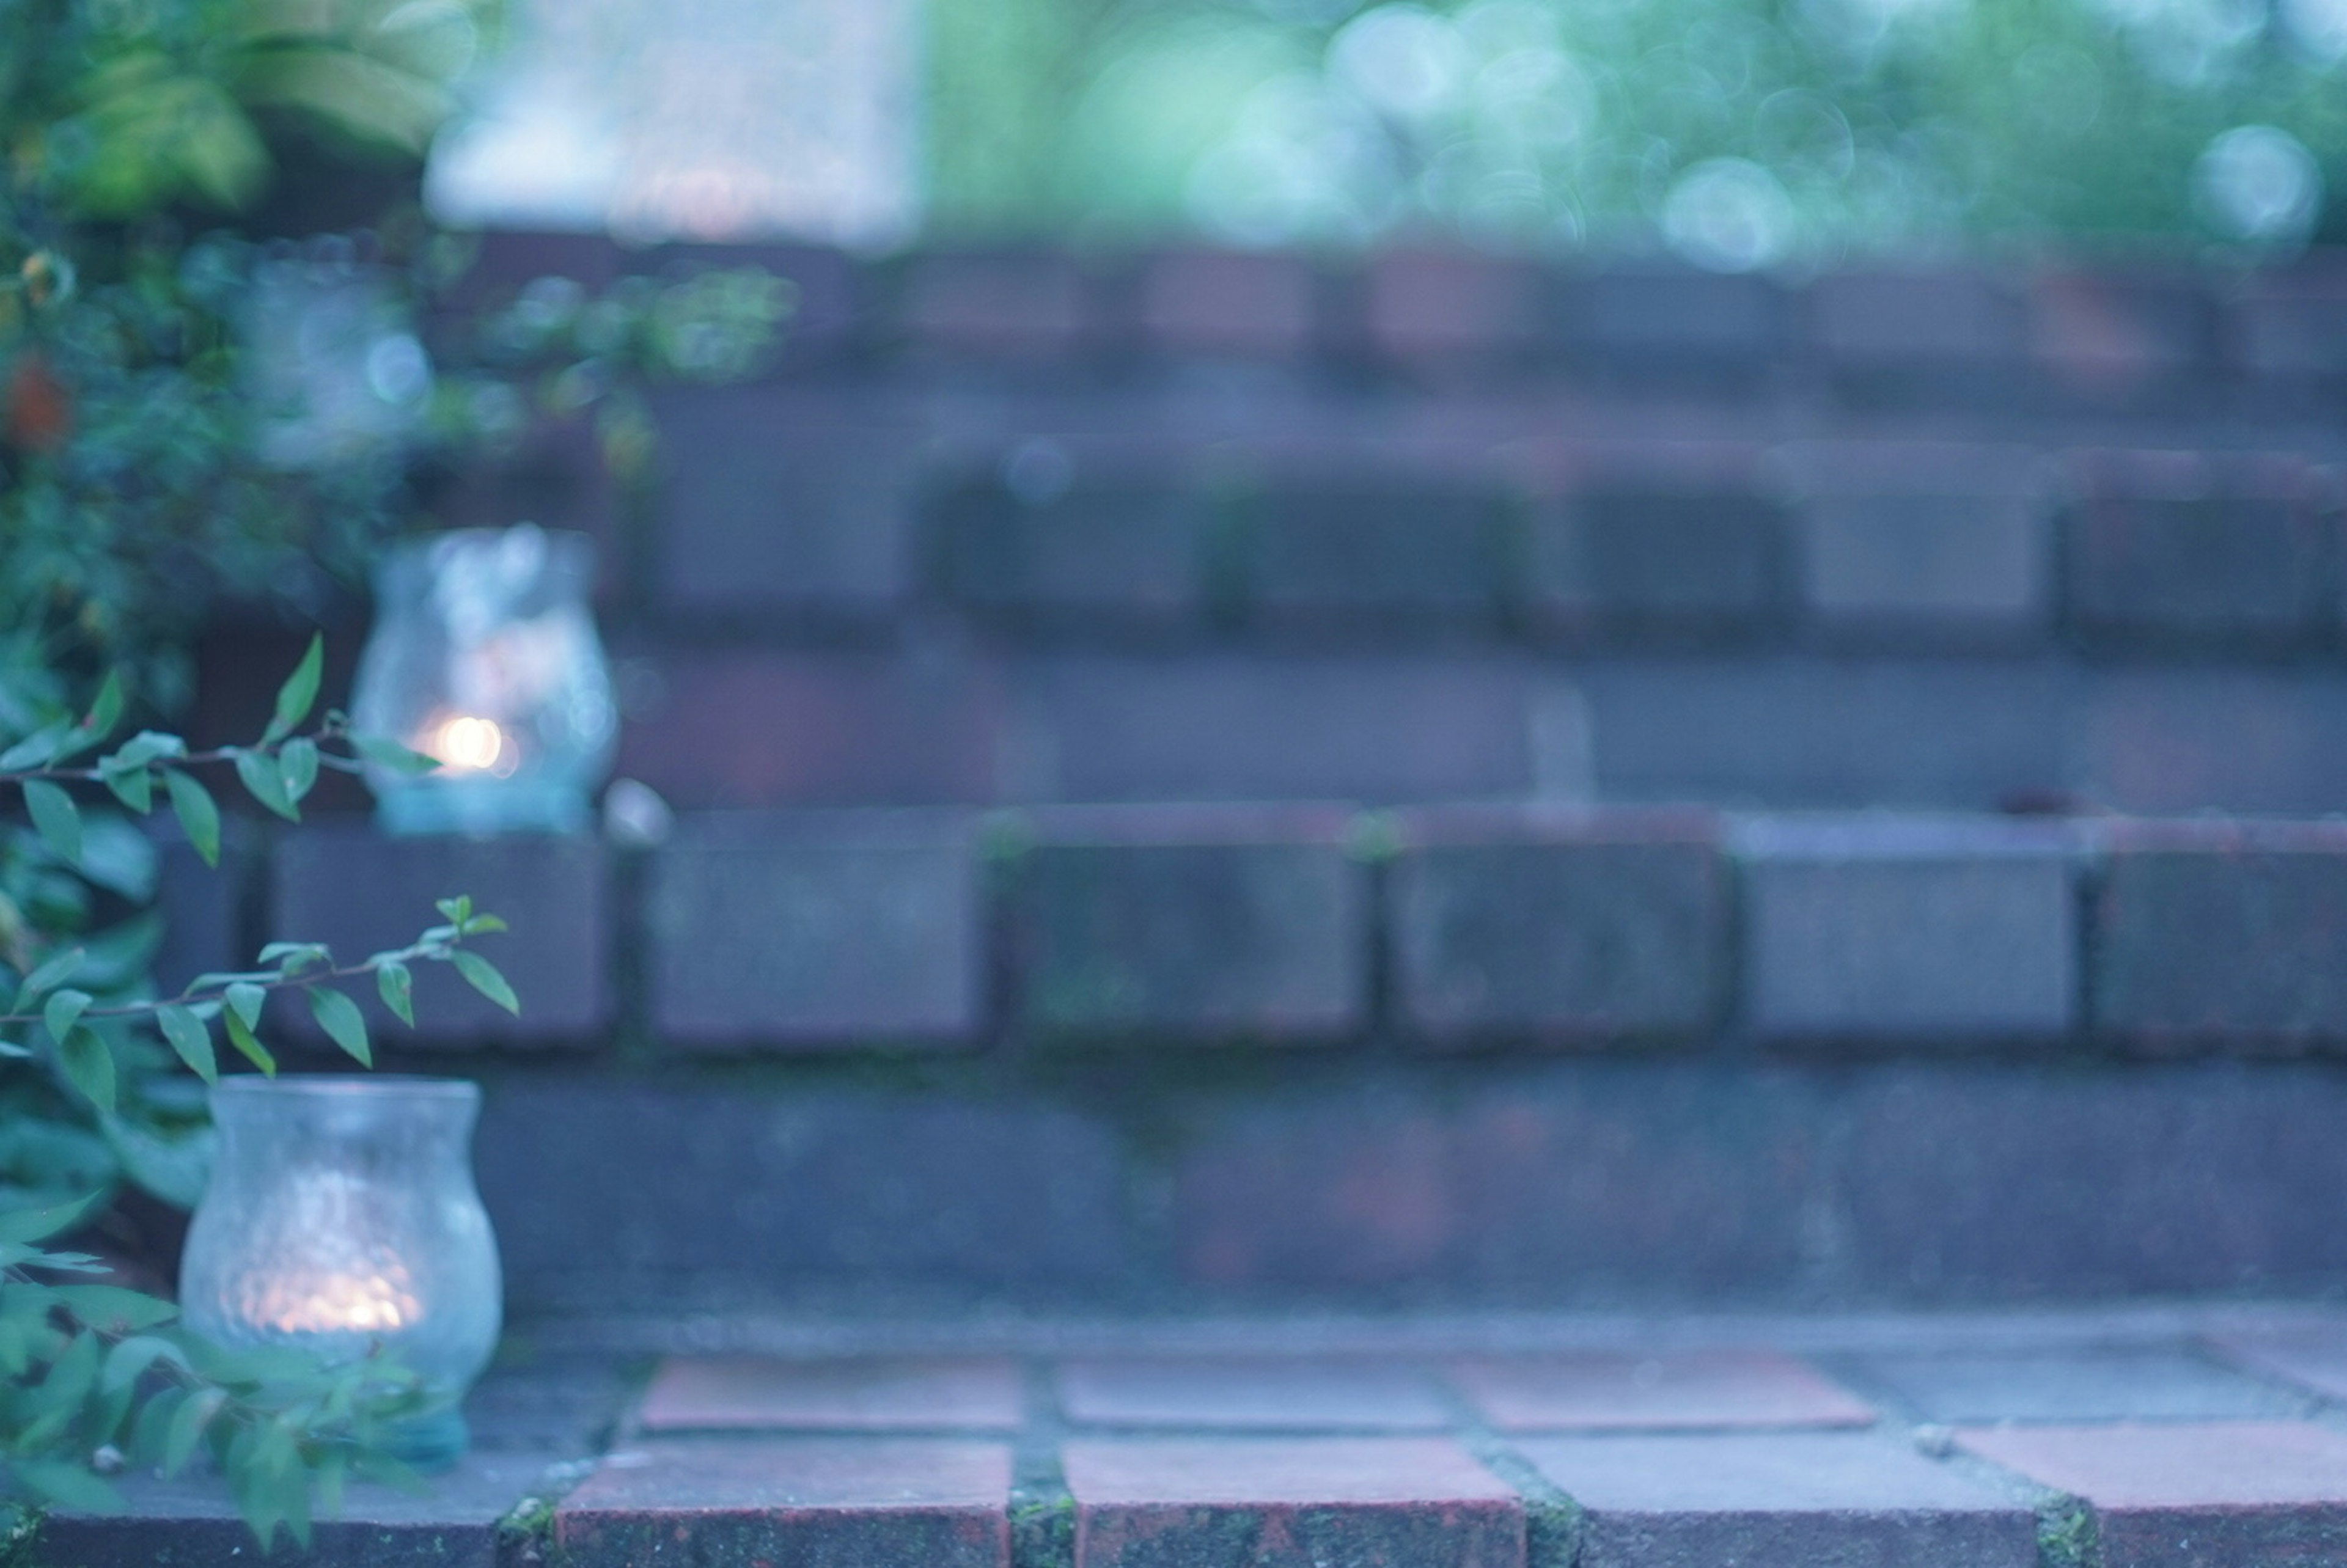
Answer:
[
  {"xmin": 1810, "ymin": 272, "xmax": 2026, "ymax": 367},
  {"xmin": 1520, "ymin": 1431, "xmax": 2038, "ymax": 1568},
  {"xmin": 149, "ymin": 833, "xmax": 244, "ymax": 996},
  {"xmin": 1839, "ymin": 1063, "xmax": 2347, "ymax": 1295},
  {"xmin": 2203, "ymin": 1324, "xmax": 2347, "ymax": 1402},
  {"xmin": 1244, "ymin": 479, "xmax": 1507, "ymax": 621},
  {"xmin": 476, "ymin": 1082, "xmax": 1129, "ymax": 1311},
  {"xmin": 639, "ymin": 1357, "xmax": 1024, "ymax": 1432},
  {"xmin": 1389, "ymin": 817, "xmax": 1726, "ymax": 1044},
  {"xmin": 652, "ymin": 388, "xmax": 924, "ymax": 616},
  {"xmin": 270, "ymin": 826, "xmax": 611, "ymax": 1047},
  {"xmin": 2029, "ymin": 268, "xmax": 2211, "ymax": 396},
  {"xmin": 1527, "ymin": 487, "xmax": 1791, "ymax": 637},
  {"xmin": 899, "ymin": 251, "xmax": 1088, "ymax": 356},
  {"xmin": 1364, "ymin": 249, "xmax": 1548, "ymax": 363},
  {"xmin": 1010, "ymin": 812, "xmax": 1366, "ymax": 1042},
  {"xmin": 38, "ymin": 1451, "xmax": 557, "ymax": 1568},
  {"xmin": 1057, "ymin": 1359, "xmax": 1452, "ymax": 1431},
  {"xmin": 1063, "ymin": 1437, "xmax": 1522, "ymax": 1568},
  {"xmin": 1850, "ymin": 1348, "xmax": 2301, "ymax": 1423},
  {"xmin": 1958, "ymin": 1422, "xmax": 2347, "ymax": 1568},
  {"xmin": 556, "ymin": 1437, "xmax": 1012, "ymax": 1567},
  {"xmin": 2078, "ymin": 667, "xmax": 2347, "ymax": 816},
  {"xmin": 2092, "ymin": 827, "xmax": 2347, "ymax": 1045},
  {"xmin": 1449, "ymin": 1351, "xmax": 1875, "ymax": 1432},
  {"xmin": 1737, "ymin": 817, "xmax": 2077, "ymax": 1041},
  {"xmin": 930, "ymin": 467, "xmax": 1208, "ymax": 623},
  {"xmin": 646, "ymin": 811, "xmax": 980, "ymax": 1047}
]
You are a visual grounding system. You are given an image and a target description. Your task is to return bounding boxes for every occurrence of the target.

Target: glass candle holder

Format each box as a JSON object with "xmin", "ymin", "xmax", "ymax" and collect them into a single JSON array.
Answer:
[
  {"xmin": 351, "ymin": 524, "xmax": 617, "ymax": 836},
  {"xmin": 180, "ymin": 1077, "xmax": 502, "ymax": 1469}
]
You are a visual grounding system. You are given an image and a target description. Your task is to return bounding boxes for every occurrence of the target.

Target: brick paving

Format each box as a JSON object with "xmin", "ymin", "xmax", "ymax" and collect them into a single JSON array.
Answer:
[{"xmin": 47, "ymin": 1309, "xmax": 2347, "ymax": 1566}]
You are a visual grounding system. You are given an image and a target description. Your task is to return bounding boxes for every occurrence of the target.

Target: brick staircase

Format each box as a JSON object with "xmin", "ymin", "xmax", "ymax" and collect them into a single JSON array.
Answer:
[{"xmin": 141, "ymin": 238, "xmax": 2347, "ymax": 1564}]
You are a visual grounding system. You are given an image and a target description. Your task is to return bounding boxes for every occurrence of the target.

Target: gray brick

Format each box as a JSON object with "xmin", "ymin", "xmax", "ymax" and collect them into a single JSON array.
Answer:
[
  {"xmin": 1850, "ymin": 1347, "xmax": 2301, "ymax": 1423},
  {"xmin": 2092, "ymin": 824, "xmax": 2347, "ymax": 1044},
  {"xmin": 930, "ymin": 468, "xmax": 1207, "ymax": 624},
  {"xmin": 648, "ymin": 811, "xmax": 981, "ymax": 1048},
  {"xmin": 1527, "ymin": 487, "xmax": 1790, "ymax": 636},
  {"xmin": 1738, "ymin": 817, "xmax": 2079, "ymax": 1041},
  {"xmin": 2066, "ymin": 452, "xmax": 2333, "ymax": 645},
  {"xmin": 150, "ymin": 835, "xmax": 243, "ymax": 997},
  {"xmin": 478, "ymin": 1081, "xmax": 1130, "ymax": 1310},
  {"xmin": 2029, "ymin": 268, "xmax": 2212, "ymax": 395},
  {"xmin": 898, "ymin": 251, "xmax": 1088, "ymax": 356},
  {"xmin": 1810, "ymin": 271, "xmax": 2027, "ymax": 367},
  {"xmin": 652, "ymin": 387, "xmax": 924, "ymax": 616},
  {"xmin": 1778, "ymin": 442, "xmax": 2052, "ymax": 635},
  {"xmin": 1840, "ymin": 1063, "xmax": 2347, "ymax": 1294},
  {"xmin": 2079, "ymin": 667, "xmax": 2347, "ymax": 815},
  {"xmin": 1246, "ymin": 480, "xmax": 1507, "ymax": 622},
  {"xmin": 1390, "ymin": 811, "xmax": 1725, "ymax": 1044},
  {"xmin": 2232, "ymin": 265, "xmax": 2347, "ymax": 378},
  {"xmin": 1364, "ymin": 247, "xmax": 1548, "ymax": 363},
  {"xmin": 1012, "ymin": 809, "xmax": 1367, "ymax": 1042},
  {"xmin": 1519, "ymin": 1432, "xmax": 2038, "ymax": 1568},
  {"xmin": 1563, "ymin": 267, "xmax": 1785, "ymax": 365},
  {"xmin": 1138, "ymin": 250, "xmax": 1316, "ymax": 358},
  {"xmin": 270, "ymin": 827, "xmax": 609, "ymax": 1047}
]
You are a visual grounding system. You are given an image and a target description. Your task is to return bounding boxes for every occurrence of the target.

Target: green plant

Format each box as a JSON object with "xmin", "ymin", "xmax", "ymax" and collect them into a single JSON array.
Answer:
[{"xmin": 0, "ymin": 639, "xmax": 519, "ymax": 1547}]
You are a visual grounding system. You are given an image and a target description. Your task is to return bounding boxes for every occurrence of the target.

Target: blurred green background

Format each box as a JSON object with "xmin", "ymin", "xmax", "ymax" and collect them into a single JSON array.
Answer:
[{"xmin": 924, "ymin": 0, "xmax": 2347, "ymax": 262}]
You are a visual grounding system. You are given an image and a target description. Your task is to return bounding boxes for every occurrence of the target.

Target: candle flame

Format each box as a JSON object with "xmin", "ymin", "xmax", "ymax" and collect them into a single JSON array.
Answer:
[
  {"xmin": 419, "ymin": 714, "xmax": 518, "ymax": 777},
  {"xmin": 241, "ymin": 1262, "xmax": 422, "ymax": 1335}
]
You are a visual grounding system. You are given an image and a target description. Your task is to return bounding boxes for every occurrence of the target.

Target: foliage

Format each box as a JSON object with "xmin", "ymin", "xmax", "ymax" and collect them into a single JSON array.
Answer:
[
  {"xmin": 926, "ymin": 0, "xmax": 2347, "ymax": 261},
  {"xmin": 0, "ymin": 640, "xmax": 518, "ymax": 1545}
]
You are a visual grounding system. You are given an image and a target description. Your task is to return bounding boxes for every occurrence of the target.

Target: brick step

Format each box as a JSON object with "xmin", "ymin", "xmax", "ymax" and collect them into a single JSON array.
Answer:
[
  {"xmin": 46, "ymin": 1311, "xmax": 2347, "ymax": 1566},
  {"xmin": 194, "ymin": 808, "xmax": 2347, "ymax": 1054}
]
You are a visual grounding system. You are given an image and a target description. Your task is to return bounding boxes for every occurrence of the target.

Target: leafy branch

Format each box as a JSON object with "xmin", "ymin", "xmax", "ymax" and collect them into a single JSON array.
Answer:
[
  {"xmin": 0, "ymin": 635, "xmax": 435, "ymax": 877},
  {"xmin": 0, "ymin": 1196, "xmax": 429, "ymax": 1548}
]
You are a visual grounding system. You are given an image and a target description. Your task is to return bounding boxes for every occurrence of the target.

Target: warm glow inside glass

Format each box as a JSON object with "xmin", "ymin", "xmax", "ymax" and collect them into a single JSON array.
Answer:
[
  {"xmin": 351, "ymin": 524, "xmax": 616, "ymax": 835},
  {"xmin": 180, "ymin": 1078, "xmax": 502, "ymax": 1469}
]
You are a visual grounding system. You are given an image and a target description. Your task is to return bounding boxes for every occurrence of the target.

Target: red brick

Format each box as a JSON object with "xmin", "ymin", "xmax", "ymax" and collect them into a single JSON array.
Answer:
[
  {"xmin": 1522, "ymin": 1431, "xmax": 2036, "ymax": 1568},
  {"xmin": 1057, "ymin": 1359, "xmax": 1451, "ymax": 1431},
  {"xmin": 1958, "ymin": 1421, "xmax": 2347, "ymax": 1567},
  {"xmin": 556, "ymin": 1437, "xmax": 1012, "ymax": 1567},
  {"xmin": 1449, "ymin": 1350, "xmax": 1874, "ymax": 1432},
  {"xmin": 615, "ymin": 648, "xmax": 1005, "ymax": 808},
  {"xmin": 900, "ymin": 252, "xmax": 1088, "ymax": 356},
  {"xmin": 1063, "ymin": 1437, "xmax": 1522, "ymax": 1568},
  {"xmin": 1363, "ymin": 249, "xmax": 1547, "ymax": 364},
  {"xmin": 638, "ymin": 1356, "xmax": 1024, "ymax": 1432},
  {"xmin": 1139, "ymin": 251, "xmax": 1315, "ymax": 358}
]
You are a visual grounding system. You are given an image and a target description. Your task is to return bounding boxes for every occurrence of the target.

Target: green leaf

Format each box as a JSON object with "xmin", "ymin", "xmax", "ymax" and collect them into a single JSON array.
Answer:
[
  {"xmin": 461, "ymin": 914, "xmax": 508, "ymax": 935},
  {"xmin": 103, "ymin": 731, "xmax": 185, "ymax": 771},
  {"xmin": 435, "ymin": 896, "xmax": 473, "ymax": 925},
  {"xmin": 0, "ymin": 725, "xmax": 65, "ymax": 772},
  {"xmin": 233, "ymin": 749, "xmax": 298, "ymax": 822},
  {"xmin": 258, "ymin": 942, "xmax": 330, "ymax": 973},
  {"xmin": 279, "ymin": 737, "xmax": 320, "ymax": 803},
  {"xmin": 224, "ymin": 982, "xmax": 266, "ymax": 1032},
  {"xmin": 23, "ymin": 779, "xmax": 82, "ymax": 863},
  {"xmin": 100, "ymin": 1335, "xmax": 187, "ymax": 1394},
  {"xmin": 42, "ymin": 988, "xmax": 91, "ymax": 1047},
  {"xmin": 52, "ymin": 1285, "xmax": 175, "ymax": 1333},
  {"xmin": 58, "ymin": 1028, "xmax": 116, "ymax": 1113},
  {"xmin": 27, "ymin": 1326, "xmax": 100, "ymax": 1415},
  {"xmin": 156, "ymin": 1005, "xmax": 215, "ymax": 1084},
  {"xmin": 16, "ymin": 945, "xmax": 85, "ymax": 1005},
  {"xmin": 376, "ymin": 961, "xmax": 414, "ymax": 1027},
  {"xmin": 164, "ymin": 770, "xmax": 221, "ymax": 867},
  {"xmin": 0, "ymin": 1041, "xmax": 28, "ymax": 1059},
  {"xmin": 0, "ymin": 1192, "xmax": 101, "ymax": 1245},
  {"xmin": 99, "ymin": 763, "xmax": 153, "ymax": 814},
  {"xmin": 13, "ymin": 1459, "xmax": 122, "ymax": 1514},
  {"xmin": 265, "ymin": 634, "xmax": 324, "ymax": 746},
  {"xmin": 163, "ymin": 1386, "xmax": 226, "ymax": 1476},
  {"xmin": 128, "ymin": 1383, "xmax": 186, "ymax": 1468},
  {"xmin": 352, "ymin": 734, "xmax": 439, "ymax": 775},
  {"xmin": 307, "ymin": 988, "xmax": 370, "ymax": 1067},
  {"xmin": 451, "ymin": 951, "xmax": 519, "ymax": 1014},
  {"xmin": 223, "ymin": 1009, "xmax": 274, "ymax": 1076},
  {"xmin": 74, "ymin": 672, "xmax": 125, "ymax": 750}
]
